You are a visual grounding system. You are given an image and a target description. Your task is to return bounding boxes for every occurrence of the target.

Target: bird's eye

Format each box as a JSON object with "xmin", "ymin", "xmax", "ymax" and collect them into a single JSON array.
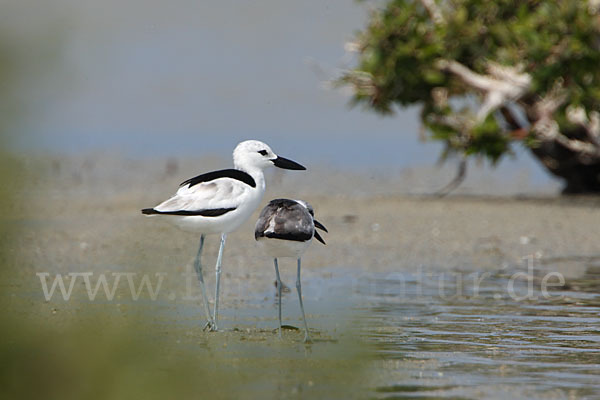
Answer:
[{"xmin": 258, "ymin": 150, "xmax": 268, "ymax": 156}]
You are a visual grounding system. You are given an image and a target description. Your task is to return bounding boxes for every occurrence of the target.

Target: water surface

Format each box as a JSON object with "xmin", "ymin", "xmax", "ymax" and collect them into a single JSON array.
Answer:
[{"xmin": 360, "ymin": 270, "xmax": 600, "ymax": 399}]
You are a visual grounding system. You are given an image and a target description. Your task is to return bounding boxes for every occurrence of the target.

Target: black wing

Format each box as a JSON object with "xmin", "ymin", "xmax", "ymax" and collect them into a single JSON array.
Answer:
[
  {"xmin": 141, "ymin": 207, "xmax": 236, "ymax": 217},
  {"xmin": 180, "ymin": 169, "xmax": 256, "ymax": 189}
]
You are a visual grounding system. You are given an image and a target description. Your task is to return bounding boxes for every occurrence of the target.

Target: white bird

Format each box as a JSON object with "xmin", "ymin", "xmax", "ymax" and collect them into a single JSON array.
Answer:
[
  {"xmin": 142, "ymin": 140, "xmax": 306, "ymax": 331},
  {"xmin": 254, "ymin": 198, "xmax": 328, "ymax": 342}
]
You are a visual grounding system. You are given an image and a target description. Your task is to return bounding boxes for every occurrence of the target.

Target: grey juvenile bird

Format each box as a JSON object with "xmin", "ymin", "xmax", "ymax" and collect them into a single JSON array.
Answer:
[{"xmin": 254, "ymin": 198, "xmax": 327, "ymax": 342}]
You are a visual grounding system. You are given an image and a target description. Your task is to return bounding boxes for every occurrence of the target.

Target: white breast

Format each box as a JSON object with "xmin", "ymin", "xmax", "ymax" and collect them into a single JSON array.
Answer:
[{"xmin": 256, "ymin": 236, "xmax": 312, "ymax": 258}]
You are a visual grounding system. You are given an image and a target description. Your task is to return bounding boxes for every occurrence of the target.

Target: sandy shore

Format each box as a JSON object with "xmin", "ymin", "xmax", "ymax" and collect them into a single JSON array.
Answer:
[{"xmin": 7, "ymin": 154, "xmax": 600, "ymax": 302}]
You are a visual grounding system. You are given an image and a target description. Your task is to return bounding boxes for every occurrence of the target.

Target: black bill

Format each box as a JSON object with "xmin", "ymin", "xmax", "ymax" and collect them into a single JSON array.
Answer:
[
  {"xmin": 314, "ymin": 219, "xmax": 328, "ymax": 232},
  {"xmin": 272, "ymin": 156, "xmax": 306, "ymax": 170},
  {"xmin": 314, "ymin": 231, "xmax": 326, "ymax": 245}
]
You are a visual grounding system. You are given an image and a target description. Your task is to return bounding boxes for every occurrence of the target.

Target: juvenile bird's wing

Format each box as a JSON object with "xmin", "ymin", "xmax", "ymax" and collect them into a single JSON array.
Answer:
[
  {"xmin": 255, "ymin": 201, "xmax": 313, "ymax": 241},
  {"xmin": 276, "ymin": 205, "xmax": 313, "ymax": 239}
]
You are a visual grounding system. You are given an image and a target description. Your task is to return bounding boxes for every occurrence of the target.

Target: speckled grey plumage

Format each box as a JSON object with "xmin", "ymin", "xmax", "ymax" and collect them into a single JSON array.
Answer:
[{"xmin": 254, "ymin": 199, "xmax": 315, "ymax": 242}]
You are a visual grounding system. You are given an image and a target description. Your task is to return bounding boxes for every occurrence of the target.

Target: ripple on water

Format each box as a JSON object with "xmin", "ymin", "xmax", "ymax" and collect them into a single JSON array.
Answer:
[{"xmin": 362, "ymin": 271, "xmax": 600, "ymax": 399}]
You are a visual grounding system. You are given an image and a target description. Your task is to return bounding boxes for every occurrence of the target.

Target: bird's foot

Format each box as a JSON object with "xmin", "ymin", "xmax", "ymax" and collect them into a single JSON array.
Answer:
[
  {"xmin": 303, "ymin": 334, "xmax": 312, "ymax": 344},
  {"xmin": 203, "ymin": 320, "xmax": 218, "ymax": 332}
]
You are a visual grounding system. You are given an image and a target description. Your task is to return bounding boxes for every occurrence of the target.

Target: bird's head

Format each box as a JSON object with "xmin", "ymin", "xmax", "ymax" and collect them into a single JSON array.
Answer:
[{"xmin": 233, "ymin": 140, "xmax": 306, "ymax": 172}]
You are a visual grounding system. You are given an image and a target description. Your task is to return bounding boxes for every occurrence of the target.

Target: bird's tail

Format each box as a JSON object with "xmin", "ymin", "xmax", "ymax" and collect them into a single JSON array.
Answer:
[{"xmin": 141, "ymin": 208, "xmax": 158, "ymax": 215}]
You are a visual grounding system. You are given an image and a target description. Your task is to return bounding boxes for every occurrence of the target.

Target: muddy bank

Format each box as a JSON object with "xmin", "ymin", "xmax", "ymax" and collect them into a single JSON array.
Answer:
[{"xmin": 9, "ymin": 153, "xmax": 599, "ymax": 280}]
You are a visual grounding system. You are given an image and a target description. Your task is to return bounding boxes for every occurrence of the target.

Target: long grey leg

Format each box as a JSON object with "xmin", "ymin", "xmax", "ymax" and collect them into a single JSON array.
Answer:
[
  {"xmin": 212, "ymin": 233, "xmax": 227, "ymax": 331},
  {"xmin": 274, "ymin": 258, "xmax": 282, "ymax": 339},
  {"xmin": 193, "ymin": 235, "xmax": 215, "ymax": 331},
  {"xmin": 296, "ymin": 258, "xmax": 311, "ymax": 343}
]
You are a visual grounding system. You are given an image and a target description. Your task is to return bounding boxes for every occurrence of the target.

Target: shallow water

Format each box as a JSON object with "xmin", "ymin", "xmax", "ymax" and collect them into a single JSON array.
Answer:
[
  {"xmin": 14, "ymin": 257, "xmax": 600, "ymax": 399},
  {"xmin": 359, "ymin": 270, "xmax": 600, "ymax": 399},
  {"xmin": 122, "ymin": 265, "xmax": 600, "ymax": 399}
]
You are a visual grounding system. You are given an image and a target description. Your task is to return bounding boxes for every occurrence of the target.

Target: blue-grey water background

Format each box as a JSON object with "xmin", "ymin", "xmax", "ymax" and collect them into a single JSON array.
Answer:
[{"xmin": 2, "ymin": 0, "xmax": 558, "ymax": 191}]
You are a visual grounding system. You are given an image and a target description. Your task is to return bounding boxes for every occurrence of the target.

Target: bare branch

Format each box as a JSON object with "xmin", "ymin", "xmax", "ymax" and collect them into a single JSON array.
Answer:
[
  {"xmin": 499, "ymin": 106, "xmax": 522, "ymax": 131},
  {"xmin": 566, "ymin": 105, "xmax": 588, "ymax": 125},
  {"xmin": 341, "ymin": 70, "xmax": 376, "ymax": 96},
  {"xmin": 486, "ymin": 62, "xmax": 531, "ymax": 88},
  {"xmin": 554, "ymin": 133, "xmax": 599, "ymax": 155},
  {"xmin": 530, "ymin": 80, "xmax": 568, "ymax": 144},
  {"xmin": 437, "ymin": 60, "xmax": 495, "ymax": 91},
  {"xmin": 419, "ymin": 0, "xmax": 445, "ymax": 24},
  {"xmin": 343, "ymin": 41, "xmax": 361, "ymax": 54},
  {"xmin": 567, "ymin": 105, "xmax": 600, "ymax": 147},
  {"xmin": 431, "ymin": 87, "xmax": 448, "ymax": 108},
  {"xmin": 436, "ymin": 60, "xmax": 531, "ymax": 121},
  {"xmin": 590, "ymin": 111, "xmax": 600, "ymax": 139},
  {"xmin": 428, "ymin": 113, "xmax": 473, "ymax": 134},
  {"xmin": 531, "ymin": 80, "xmax": 568, "ymax": 127},
  {"xmin": 531, "ymin": 81, "xmax": 600, "ymax": 157},
  {"xmin": 435, "ymin": 157, "xmax": 467, "ymax": 197}
]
